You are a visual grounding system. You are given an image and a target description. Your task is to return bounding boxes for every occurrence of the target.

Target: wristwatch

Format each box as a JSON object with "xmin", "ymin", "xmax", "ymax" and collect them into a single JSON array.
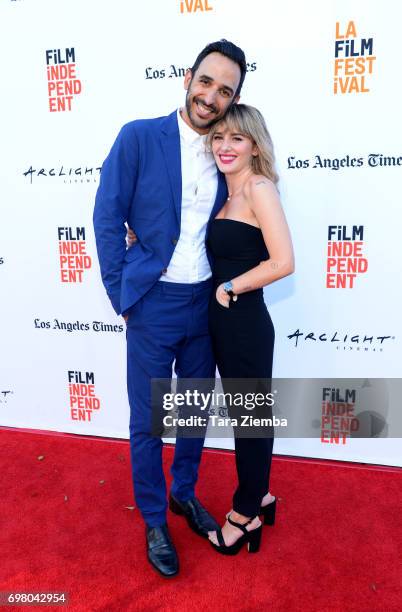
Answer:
[{"xmin": 223, "ymin": 281, "xmax": 237, "ymax": 301}]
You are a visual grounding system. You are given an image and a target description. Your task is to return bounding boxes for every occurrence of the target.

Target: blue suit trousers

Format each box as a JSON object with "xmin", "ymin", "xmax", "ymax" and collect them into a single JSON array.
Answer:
[{"xmin": 126, "ymin": 279, "xmax": 215, "ymax": 527}]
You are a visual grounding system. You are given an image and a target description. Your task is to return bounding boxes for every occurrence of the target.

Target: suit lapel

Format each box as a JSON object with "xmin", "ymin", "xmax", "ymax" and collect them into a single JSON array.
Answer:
[
  {"xmin": 160, "ymin": 111, "xmax": 228, "ymax": 227},
  {"xmin": 209, "ymin": 170, "xmax": 228, "ymax": 221},
  {"xmin": 160, "ymin": 111, "xmax": 182, "ymax": 227}
]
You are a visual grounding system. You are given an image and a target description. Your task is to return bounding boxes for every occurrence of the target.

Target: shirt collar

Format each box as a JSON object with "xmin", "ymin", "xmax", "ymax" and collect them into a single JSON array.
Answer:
[{"xmin": 177, "ymin": 108, "xmax": 208, "ymax": 151}]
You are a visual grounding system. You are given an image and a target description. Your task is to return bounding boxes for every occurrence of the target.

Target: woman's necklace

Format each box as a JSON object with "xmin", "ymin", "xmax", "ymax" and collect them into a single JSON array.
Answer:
[
  {"xmin": 227, "ymin": 188, "xmax": 245, "ymax": 202},
  {"xmin": 227, "ymin": 187, "xmax": 243, "ymax": 202},
  {"xmin": 226, "ymin": 173, "xmax": 253, "ymax": 201}
]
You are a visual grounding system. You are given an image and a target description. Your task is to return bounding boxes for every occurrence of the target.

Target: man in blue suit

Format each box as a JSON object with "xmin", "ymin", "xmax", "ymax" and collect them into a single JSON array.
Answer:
[{"xmin": 93, "ymin": 40, "xmax": 247, "ymax": 576}]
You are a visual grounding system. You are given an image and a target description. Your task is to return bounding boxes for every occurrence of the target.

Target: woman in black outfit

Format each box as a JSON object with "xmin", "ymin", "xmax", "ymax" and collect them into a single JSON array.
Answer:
[{"xmin": 207, "ymin": 104, "xmax": 294, "ymax": 554}]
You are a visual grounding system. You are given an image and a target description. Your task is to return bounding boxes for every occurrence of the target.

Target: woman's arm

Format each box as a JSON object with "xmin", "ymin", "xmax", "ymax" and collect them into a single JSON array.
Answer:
[{"xmin": 224, "ymin": 178, "xmax": 294, "ymax": 301}]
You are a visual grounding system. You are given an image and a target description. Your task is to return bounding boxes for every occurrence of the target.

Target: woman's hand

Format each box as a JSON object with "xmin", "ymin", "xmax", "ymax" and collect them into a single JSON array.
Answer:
[
  {"xmin": 126, "ymin": 227, "xmax": 137, "ymax": 248},
  {"xmin": 216, "ymin": 284, "xmax": 231, "ymax": 308}
]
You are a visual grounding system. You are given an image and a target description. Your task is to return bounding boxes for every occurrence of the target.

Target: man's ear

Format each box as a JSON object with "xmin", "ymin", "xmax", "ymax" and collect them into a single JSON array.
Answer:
[
  {"xmin": 233, "ymin": 95, "xmax": 240, "ymax": 104},
  {"xmin": 184, "ymin": 69, "xmax": 193, "ymax": 91}
]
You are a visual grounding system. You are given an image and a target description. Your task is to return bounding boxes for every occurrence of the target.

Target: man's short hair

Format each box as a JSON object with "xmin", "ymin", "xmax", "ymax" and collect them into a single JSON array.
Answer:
[{"xmin": 190, "ymin": 39, "xmax": 247, "ymax": 98}]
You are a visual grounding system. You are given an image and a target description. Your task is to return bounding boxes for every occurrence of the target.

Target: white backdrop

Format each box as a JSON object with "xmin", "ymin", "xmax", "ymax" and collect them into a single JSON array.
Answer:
[{"xmin": 1, "ymin": 0, "xmax": 401, "ymax": 466}]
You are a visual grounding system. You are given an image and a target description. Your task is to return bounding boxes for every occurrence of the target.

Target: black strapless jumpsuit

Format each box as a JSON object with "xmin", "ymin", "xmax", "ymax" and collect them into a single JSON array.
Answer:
[{"xmin": 208, "ymin": 219, "xmax": 275, "ymax": 517}]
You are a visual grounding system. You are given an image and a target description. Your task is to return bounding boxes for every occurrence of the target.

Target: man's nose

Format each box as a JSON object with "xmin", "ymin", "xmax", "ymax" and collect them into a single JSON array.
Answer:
[{"xmin": 202, "ymin": 89, "xmax": 217, "ymax": 107}]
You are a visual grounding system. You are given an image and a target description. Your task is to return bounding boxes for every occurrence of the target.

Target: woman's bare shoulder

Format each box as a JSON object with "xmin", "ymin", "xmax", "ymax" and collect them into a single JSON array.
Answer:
[{"xmin": 244, "ymin": 174, "xmax": 278, "ymax": 202}]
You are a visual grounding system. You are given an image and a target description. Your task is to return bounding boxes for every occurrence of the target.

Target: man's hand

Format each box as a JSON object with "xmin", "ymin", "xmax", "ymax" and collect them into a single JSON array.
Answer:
[{"xmin": 126, "ymin": 227, "xmax": 137, "ymax": 248}]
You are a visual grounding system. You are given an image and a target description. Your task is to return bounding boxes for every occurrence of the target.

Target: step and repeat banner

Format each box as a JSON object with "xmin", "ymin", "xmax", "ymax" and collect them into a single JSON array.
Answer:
[{"xmin": 1, "ymin": 0, "xmax": 401, "ymax": 466}]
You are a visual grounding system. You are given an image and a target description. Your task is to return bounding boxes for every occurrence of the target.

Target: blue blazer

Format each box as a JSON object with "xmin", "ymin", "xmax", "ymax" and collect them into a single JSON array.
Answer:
[{"xmin": 93, "ymin": 110, "xmax": 228, "ymax": 315}]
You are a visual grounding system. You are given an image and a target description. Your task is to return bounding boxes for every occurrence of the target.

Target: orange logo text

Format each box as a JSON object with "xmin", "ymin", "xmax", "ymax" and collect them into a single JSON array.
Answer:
[{"xmin": 334, "ymin": 21, "xmax": 376, "ymax": 94}]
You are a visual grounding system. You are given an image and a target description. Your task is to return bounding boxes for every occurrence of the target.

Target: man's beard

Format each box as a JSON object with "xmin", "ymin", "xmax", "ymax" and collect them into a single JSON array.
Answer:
[{"xmin": 185, "ymin": 91, "xmax": 222, "ymax": 130}]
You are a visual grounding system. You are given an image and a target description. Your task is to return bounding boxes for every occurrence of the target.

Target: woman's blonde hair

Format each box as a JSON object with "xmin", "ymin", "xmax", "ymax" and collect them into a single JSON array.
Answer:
[{"xmin": 207, "ymin": 104, "xmax": 279, "ymax": 185}]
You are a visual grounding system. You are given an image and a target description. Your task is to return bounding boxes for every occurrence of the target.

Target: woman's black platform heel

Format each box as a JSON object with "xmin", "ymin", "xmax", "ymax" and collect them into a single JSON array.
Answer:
[
  {"xmin": 209, "ymin": 515, "xmax": 262, "ymax": 555},
  {"xmin": 260, "ymin": 497, "xmax": 276, "ymax": 526}
]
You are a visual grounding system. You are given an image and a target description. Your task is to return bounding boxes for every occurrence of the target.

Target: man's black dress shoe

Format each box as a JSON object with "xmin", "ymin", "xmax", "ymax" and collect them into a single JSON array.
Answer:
[
  {"xmin": 146, "ymin": 524, "xmax": 179, "ymax": 577},
  {"xmin": 169, "ymin": 494, "xmax": 220, "ymax": 538}
]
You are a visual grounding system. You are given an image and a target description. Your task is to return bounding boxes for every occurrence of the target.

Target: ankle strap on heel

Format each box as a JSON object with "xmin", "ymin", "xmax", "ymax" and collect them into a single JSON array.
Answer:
[{"xmin": 227, "ymin": 514, "xmax": 252, "ymax": 535}]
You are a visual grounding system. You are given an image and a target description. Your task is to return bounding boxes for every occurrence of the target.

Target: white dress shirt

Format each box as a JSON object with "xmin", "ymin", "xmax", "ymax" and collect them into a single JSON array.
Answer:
[{"xmin": 159, "ymin": 109, "xmax": 218, "ymax": 283}]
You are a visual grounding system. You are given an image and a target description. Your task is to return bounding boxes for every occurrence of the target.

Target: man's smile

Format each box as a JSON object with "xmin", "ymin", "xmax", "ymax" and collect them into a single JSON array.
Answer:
[{"xmin": 194, "ymin": 98, "xmax": 217, "ymax": 118}]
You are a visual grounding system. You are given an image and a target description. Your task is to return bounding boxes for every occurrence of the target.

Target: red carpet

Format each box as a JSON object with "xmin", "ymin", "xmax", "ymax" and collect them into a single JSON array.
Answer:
[{"xmin": 1, "ymin": 428, "xmax": 401, "ymax": 612}]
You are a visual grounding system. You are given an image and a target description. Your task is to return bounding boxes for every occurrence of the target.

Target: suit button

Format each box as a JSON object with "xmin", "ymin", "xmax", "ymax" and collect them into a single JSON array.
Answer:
[
  {"xmin": 172, "ymin": 238, "xmax": 178, "ymax": 245},
  {"xmin": 161, "ymin": 268, "xmax": 168, "ymax": 275}
]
